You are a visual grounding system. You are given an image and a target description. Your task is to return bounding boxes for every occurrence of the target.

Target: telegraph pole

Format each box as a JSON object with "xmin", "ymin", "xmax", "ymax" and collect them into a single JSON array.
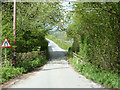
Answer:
[{"xmin": 13, "ymin": 0, "xmax": 16, "ymax": 67}]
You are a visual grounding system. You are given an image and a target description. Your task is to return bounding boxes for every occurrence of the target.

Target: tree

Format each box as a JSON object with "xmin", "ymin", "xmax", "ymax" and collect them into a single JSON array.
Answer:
[
  {"xmin": 66, "ymin": 2, "xmax": 120, "ymax": 72},
  {"xmin": 2, "ymin": 2, "xmax": 64, "ymax": 65}
]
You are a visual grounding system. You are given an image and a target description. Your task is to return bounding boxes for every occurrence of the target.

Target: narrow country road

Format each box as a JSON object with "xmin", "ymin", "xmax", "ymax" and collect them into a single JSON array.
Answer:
[{"xmin": 6, "ymin": 39, "xmax": 104, "ymax": 88}]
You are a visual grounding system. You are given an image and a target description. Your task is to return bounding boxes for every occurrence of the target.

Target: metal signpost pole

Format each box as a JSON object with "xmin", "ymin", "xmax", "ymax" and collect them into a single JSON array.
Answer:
[
  {"xmin": 1, "ymin": 37, "xmax": 12, "ymax": 67},
  {"xmin": 5, "ymin": 48, "xmax": 7, "ymax": 67}
]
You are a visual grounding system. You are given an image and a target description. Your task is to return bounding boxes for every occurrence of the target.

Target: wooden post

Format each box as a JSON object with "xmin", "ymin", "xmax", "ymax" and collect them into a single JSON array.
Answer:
[{"xmin": 13, "ymin": 0, "xmax": 16, "ymax": 67}]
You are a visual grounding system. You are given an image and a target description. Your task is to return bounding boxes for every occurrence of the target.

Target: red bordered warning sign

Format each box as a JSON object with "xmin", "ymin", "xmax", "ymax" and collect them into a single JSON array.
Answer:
[{"xmin": 1, "ymin": 37, "xmax": 12, "ymax": 48}]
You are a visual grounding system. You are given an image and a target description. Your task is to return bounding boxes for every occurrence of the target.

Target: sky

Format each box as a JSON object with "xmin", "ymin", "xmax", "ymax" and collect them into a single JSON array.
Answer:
[{"xmin": 60, "ymin": 1, "xmax": 73, "ymax": 12}]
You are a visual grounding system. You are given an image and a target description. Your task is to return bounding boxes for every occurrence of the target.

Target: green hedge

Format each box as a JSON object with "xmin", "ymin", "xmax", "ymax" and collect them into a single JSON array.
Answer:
[
  {"xmin": 68, "ymin": 53, "xmax": 119, "ymax": 89},
  {"xmin": 1, "ymin": 57, "xmax": 47, "ymax": 84},
  {"xmin": 66, "ymin": 3, "xmax": 120, "ymax": 73},
  {"xmin": 16, "ymin": 57, "xmax": 47, "ymax": 72},
  {"xmin": 1, "ymin": 66, "xmax": 24, "ymax": 83},
  {"xmin": 1, "ymin": 40, "xmax": 49, "ymax": 84}
]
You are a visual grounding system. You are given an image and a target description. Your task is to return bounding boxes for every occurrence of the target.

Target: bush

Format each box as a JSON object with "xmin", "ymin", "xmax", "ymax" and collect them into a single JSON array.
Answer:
[
  {"xmin": 0, "ymin": 57, "xmax": 47, "ymax": 84},
  {"xmin": 75, "ymin": 63, "xmax": 118, "ymax": 88},
  {"xmin": 1, "ymin": 48, "xmax": 48, "ymax": 84},
  {"xmin": 68, "ymin": 53, "xmax": 119, "ymax": 89},
  {"xmin": 16, "ymin": 57, "xmax": 47, "ymax": 72},
  {"xmin": 1, "ymin": 66, "xmax": 24, "ymax": 83},
  {"xmin": 66, "ymin": 3, "xmax": 120, "ymax": 73}
]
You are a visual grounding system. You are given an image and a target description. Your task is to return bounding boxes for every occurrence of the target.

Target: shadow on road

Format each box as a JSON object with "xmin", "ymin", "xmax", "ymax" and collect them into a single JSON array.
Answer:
[
  {"xmin": 41, "ymin": 67, "xmax": 69, "ymax": 71},
  {"xmin": 48, "ymin": 46, "xmax": 67, "ymax": 60}
]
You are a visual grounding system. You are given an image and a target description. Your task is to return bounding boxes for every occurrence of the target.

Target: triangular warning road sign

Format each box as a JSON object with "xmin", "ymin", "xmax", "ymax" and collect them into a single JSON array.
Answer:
[{"xmin": 1, "ymin": 37, "xmax": 12, "ymax": 48}]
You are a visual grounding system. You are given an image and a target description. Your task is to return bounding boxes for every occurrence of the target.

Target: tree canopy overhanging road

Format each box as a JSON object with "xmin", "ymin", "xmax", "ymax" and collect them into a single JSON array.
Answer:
[{"xmin": 1, "ymin": 2, "xmax": 119, "ymax": 89}]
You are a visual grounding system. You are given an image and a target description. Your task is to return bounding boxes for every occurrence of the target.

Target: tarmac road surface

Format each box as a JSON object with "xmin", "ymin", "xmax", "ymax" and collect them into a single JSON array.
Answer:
[{"xmin": 7, "ymin": 39, "xmax": 105, "ymax": 88}]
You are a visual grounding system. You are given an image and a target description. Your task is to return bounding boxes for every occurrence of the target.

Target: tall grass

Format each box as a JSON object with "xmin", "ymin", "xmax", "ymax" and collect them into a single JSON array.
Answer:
[{"xmin": 67, "ymin": 53, "xmax": 119, "ymax": 89}]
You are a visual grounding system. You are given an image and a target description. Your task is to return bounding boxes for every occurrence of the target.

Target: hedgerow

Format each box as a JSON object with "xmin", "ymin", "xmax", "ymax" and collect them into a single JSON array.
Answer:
[
  {"xmin": 68, "ymin": 53, "xmax": 119, "ymax": 88},
  {"xmin": 1, "ymin": 54, "xmax": 47, "ymax": 84}
]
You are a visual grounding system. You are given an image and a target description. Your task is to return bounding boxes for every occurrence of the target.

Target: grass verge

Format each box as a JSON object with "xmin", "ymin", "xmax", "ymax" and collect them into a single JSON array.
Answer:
[
  {"xmin": 67, "ymin": 53, "xmax": 119, "ymax": 89},
  {"xmin": 1, "ymin": 45, "xmax": 48, "ymax": 84},
  {"xmin": 46, "ymin": 35, "xmax": 119, "ymax": 89},
  {"xmin": 46, "ymin": 35, "xmax": 72, "ymax": 50},
  {"xmin": 1, "ymin": 56, "xmax": 47, "ymax": 84}
]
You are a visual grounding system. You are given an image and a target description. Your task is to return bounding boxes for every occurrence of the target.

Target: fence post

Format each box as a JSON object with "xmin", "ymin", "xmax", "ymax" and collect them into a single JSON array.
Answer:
[{"xmin": 77, "ymin": 58, "xmax": 78, "ymax": 64}]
